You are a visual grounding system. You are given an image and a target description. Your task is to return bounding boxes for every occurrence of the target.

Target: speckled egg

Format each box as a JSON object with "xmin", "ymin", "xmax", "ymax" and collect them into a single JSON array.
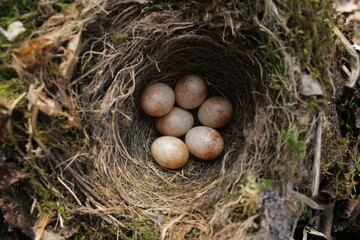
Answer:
[
  {"xmin": 140, "ymin": 82, "xmax": 175, "ymax": 117},
  {"xmin": 151, "ymin": 136, "xmax": 189, "ymax": 169},
  {"xmin": 155, "ymin": 107, "xmax": 194, "ymax": 137},
  {"xmin": 185, "ymin": 126, "xmax": 224, "ymax": 160},
  {"xmin": 174, "ymin": 74, "xmax": 207, "ymax": 109},
  {"xmin": 198, "ymin": 96, "xmax": 233, "ymax": 128}
]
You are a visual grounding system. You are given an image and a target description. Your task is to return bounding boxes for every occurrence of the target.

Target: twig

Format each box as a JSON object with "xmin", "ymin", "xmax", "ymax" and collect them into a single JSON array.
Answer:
[
  {"xmin": 312, "ymin": 112, "xmax": 323, "ymax": 197},
  {"xmin": 334, "ymin": 27, "xmax": 360, "ymax": 88},
  {"xmin": 322, "ymin": 202, "xmax": 335, "ymax": 239},
  {"xmin": 292, "ymin": 190, "xmax": 320, "ymax": 210},
  {"xmin": 93, "ymin": 204, "xmax": 126, "ymax": 228},
  {"xmin": 9, "ymin": 92, "xmax": 27, "ymax": 114},
  {"xmin": 161, "ymin": 214, "xmax": 184, "ymax": 240},
  {"xmin": 302, "ymin": 226, "xmax": 328, "ymax": 240},
  {"xmin": 57, "ymin": 175, "xmax": 83, "ymax": 206}
]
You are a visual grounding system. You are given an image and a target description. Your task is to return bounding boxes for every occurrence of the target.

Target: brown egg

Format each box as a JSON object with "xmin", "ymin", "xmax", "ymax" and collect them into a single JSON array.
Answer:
[
  {"xmin": 174, "ymin": 74, "xmax": 207, "ymax": 109},
  {"xmin": 151, "ymin": 136, "xmax": 189, "ymax": 169},
  {"xmin": 155, "ymin": 107, "xmax": 194, "ymax": 137},
  {"xmin": 198, "ymin": 97, "xmax": 233, "ymax": 128},
  {"xmin": 140, "ymin": 82, "xmax": 175, "ymax": 117},
  {"xmin": 185, "ymin": 126, "xmax": 224, "ymax": 160}
]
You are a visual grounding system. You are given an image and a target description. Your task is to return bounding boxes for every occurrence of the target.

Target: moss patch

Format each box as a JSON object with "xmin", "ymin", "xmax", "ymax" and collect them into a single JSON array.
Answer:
[
  {"xmin": 0, "ymin": 78, "xmax": 26, "ymax": 109},
  {"xmin": 281, "ymin": 0, "xmax": 334, "ymax": 84}
]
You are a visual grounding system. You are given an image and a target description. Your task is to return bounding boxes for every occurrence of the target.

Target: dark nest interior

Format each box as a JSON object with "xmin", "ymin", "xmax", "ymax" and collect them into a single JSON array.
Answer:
[{"xmin": 78, "ymin": 7, "xmax": 260, "ymax": 210}]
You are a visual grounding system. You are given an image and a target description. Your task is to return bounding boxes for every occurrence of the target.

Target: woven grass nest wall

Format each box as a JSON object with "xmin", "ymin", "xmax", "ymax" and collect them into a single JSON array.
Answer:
[
  {"xmin": 81, "ymin": 19, "xmax": 257, "ymax": 210},
  {"xmin": 4, "ymin": 0, "xmax": 352, "ymax": 239},
  {"xmin": 76, "ymin": 3, "xmax": 263, "ymax": 237}
]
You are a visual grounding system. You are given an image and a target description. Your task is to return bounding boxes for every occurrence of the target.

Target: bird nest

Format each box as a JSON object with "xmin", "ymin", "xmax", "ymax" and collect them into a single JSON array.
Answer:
[
  {"xmin": 81, "ymin": 32, "xmax": 258, "ymax": 208},
  {"xmin": 7, "ymin": 0, "xmax": 340, "ymax": 239},
  {"xmin": 73, "ymin": 3, "xmax": 265, "ymax": 237}
]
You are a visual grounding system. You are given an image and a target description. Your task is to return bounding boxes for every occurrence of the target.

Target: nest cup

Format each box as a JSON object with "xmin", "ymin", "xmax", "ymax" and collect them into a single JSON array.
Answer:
[{"xmin": 84, "ymin": 13, "xmax": 258, "ymax": 210}]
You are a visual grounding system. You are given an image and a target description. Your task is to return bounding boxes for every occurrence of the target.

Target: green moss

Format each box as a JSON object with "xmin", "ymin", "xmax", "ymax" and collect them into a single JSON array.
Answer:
[
  {"xmin": 338, "ymin": 86, "xmax": 360, "ymax": 138},
  {"xmin": 69, "ymin": 233, "xmax": 86, "ymax": 240},
  {"xmin": 257, "ymin": 41, "xmax": 288, "ymax": 100},
  {"xmin": 141, "ymin": 0, "xmax": 212, "ymax": 15},
  {"xmin": 141, "ymin": 230, "xmax": 159, "ymax": 240},
  {"xmin": 80, "ymin": 58, "xmax": 94, "ymax": 75},
  {"xmin": 321, "ymin": 132, "xmax": 358, "ymax": 199},
  {"xmin": 141, "ymin": 1, "xmax": 173, "ymax": 14},
  {"xmin": 299, "ymin": 205, "xmax": 310, "ymax": 222},
  {"xmin": 281, "ymin": 0, "xmax": 334, "ymax": 85},
  {"xmin": 236, "ymin": 173, "xmax": 260, "ymax": 217},
  {"xmin": 355, "ymin": 155, "xmax": 360, "ymax": 176},
  {"xmin": 31, "ymin": 178, "xmax": 57, "ymax": 214},
  {"xmin": 186, "ymin": 227, "xmax": 201, "ymax": 239},
  {"xmin": 0, "ymin": 78, "xmax": 27, "ymax": 108},
  {"xmin": 66, "ymin": 212, "xmax": 159, "ymax": 240},
  {"xmin": 110, "ymin": 33, "xmax": 130, "ymax": 44},
  {"xmin": 279, "ymin": 125, "xmax": 306, "ymax": 179},
  {"xmin": 259, "ymin": 179, "xmax": 282, "ymax": 190},
  {"xmin": 0, "ymin": 0, "xmax": 38, "ymax": 24},
  {"xmin": 58, "ymin": 203, "xmax": 72, "ymax": 221},
  {"xmin": 125, "ymin": 217, "xmax": 159, "ymax": 240},
  {"xmin": 53, "ymin": 0, "xmax": 74, "ymax": 13},
  {"xmin": 282, "ymin": 125, "xmax": 306, "ymax": 160},
  {"xmin": 307, "ymin": 97, "xmax": 327, "ymax": 113},
  {"xmin": 321, "ymin": 133, "xmax": 349, "ymax": 173}
]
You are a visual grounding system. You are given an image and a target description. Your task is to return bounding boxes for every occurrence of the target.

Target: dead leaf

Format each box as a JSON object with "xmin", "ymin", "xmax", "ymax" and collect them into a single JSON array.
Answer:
[
  {"xmin": 12, "ymin": 3, "xmax": 88, "ymax": 73},
  {"xmin": 344, "ymin": 195, "xmax": 360, "ymax": 219},
  {"xmin": 335, "ymin": 1, "xmax": 359, "ymax": 13},
  {"xmin": 27, "ymin": 84, "xmax": 60, "ymax": 116},
  {"xmin": 26, "ymin": 84, "xmax": 83, "ymax": 129},
  {"xmin": 12, "ymin": 38, "xmax": 50, "ymax": 69},
  {"xmin": 0, "ymin": 162, "xmax": 23, "ymax": 187},
  {"xmin": 58, "ymin": 30, "xmax": 82, "ymax": 83},
  {"xmin": 303, "ymin": 226, "xmax": 328, "ymax": 240},
  {"xmin": 0, "ymin": 21, "xmax": 26, "ymax": 42},
  {"xmin": 0, "ymin": 190, "xmax": 35, "ymax": 238},
  {"xmin": 52, "ymin": 224, "xmax": 77, "ymax": 238},
  {"xmin": 335, "ymin": 13, "xmax": 347, "ymax": 26},
  {"xmin": 33, "ymin": 213, "xmax": 52, "ymax": 240},
  {"xmin": 41, "ymin": 230, "xmax": 65, "ymax": 240},
  {"xmin": 299, "ymin": 74, "xmax": 324, "ymax": 97}
]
